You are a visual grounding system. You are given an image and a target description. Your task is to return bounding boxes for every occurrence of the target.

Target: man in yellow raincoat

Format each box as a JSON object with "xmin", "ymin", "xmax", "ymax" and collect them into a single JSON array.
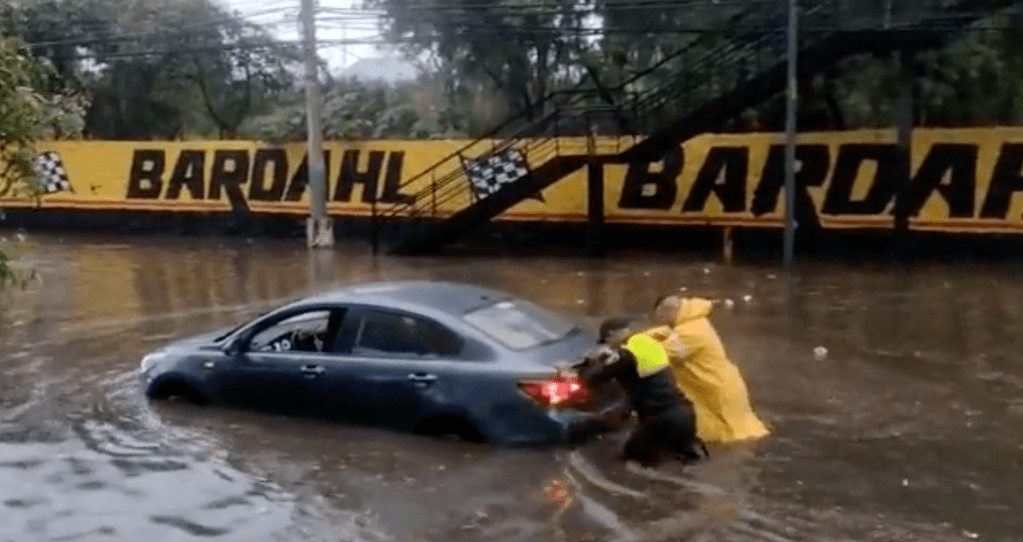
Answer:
[{"xmin": 644, "ymin": 295, "xmax": 770, "ymax": 445}]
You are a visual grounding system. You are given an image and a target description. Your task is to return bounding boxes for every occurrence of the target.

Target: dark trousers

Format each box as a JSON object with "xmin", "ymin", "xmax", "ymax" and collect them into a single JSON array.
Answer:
[{"xmin": 622, "ymin": 405, "xmax": 703, "ymax": 467}]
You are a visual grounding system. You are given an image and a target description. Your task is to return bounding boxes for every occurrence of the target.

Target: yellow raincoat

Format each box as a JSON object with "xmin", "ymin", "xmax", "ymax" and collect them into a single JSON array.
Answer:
[{"xmin": 643, "ymin": 298, "xmax": 770, "ymax": 444}]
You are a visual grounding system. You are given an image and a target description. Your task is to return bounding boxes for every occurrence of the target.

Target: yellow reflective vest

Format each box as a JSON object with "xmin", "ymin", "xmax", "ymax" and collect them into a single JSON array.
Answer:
[{"xmin": 623, "ymin": 333, "xmax": 671, "ymax": 378}]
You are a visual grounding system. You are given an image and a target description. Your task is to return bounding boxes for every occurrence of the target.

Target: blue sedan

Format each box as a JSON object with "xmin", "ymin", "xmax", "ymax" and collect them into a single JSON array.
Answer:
[{"xmin": 139, "ymin": 281, "xmax": 621, "ymax": 446}]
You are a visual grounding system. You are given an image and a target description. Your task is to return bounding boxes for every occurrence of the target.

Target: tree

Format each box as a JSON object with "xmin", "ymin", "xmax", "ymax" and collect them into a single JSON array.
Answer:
[
  {"xmin": 239, "ymin": 75, "xmax": 459, "ymax": 142},
  {"xmin": 0, "ymin": 34, "xmax": 87, "ymax": 290},
  {"xmin": 367, "ymin": 0, "xmax": 598, "ymax": 135},
  {"xmin": 10, "ymin": 0, "xmax": 301, "ymax": 140}
]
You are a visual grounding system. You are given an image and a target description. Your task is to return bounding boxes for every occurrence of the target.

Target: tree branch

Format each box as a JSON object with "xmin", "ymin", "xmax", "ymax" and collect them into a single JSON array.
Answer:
[{"xmin": 190, "ymin": 53, "xmax": 230, "ymax": 134}]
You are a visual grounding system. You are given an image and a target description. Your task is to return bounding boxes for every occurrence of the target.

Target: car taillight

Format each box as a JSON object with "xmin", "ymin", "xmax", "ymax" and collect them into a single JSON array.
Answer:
[{"xmin": 519, "ymin": 375, "xmax": 589, "ymax": 407}]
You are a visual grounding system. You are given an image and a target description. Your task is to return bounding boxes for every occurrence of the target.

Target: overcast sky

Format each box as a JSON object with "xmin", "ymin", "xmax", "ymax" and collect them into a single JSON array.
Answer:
[{"xmin": 222, "ymin": 0, "xmax": 416, "ymax": 80}]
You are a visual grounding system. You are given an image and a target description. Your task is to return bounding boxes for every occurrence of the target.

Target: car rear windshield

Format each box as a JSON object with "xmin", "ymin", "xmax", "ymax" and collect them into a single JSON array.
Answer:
[{"xmin": 463, "ymin": 300, "xmax": 577, "ymax": 350}]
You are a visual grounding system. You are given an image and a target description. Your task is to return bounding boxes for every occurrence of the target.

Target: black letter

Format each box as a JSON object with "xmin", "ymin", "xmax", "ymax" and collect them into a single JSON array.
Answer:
[
  {"xmin": 380, "ymin": 152, "xmax": 414, "ymax": 204},
  {"xmin": 618, "ymin": 146, "xmax": 683, "ymax": 209},
  {"xmin": 682, "ymin": 146, "xmax": 748, "ymax": 212},
  {"xmin": 981, "ymin": 143, "xmax": 1023, "ymax": 219},
  {"xmin": 125, "ymin": 150, "xmax": 165, "ymax": 199},
  {"xmin": 284, "ymin": 151, "xmax": 331, "ymax": 201},
  {"xmin": 249, "ymin": 149, "xmax": 288, "ymax": 202},
  {"xmin": 750, "ymin": 144, "xmax": 830, "ymax": 231},
  {"xmin": 822, "ymin": 144, "xmax": 898, "ymax": 215},
  {"xmin": 165, "ymin": 150, "xmax": 205, "ymax": 200},
  {"xmin": 751, "ymin": 144, "xmax": 830, "ymax": 215},
  {"xmin": 907, "ymin": 144, "xmax": 977, "ymax": 218},
  {"xmin": 209, "ymin": 150, "xmax": 250, "ymax": 213},
  {"xmin": 334, "ymin": 150, "xmax": 385, "ymax": 203}
]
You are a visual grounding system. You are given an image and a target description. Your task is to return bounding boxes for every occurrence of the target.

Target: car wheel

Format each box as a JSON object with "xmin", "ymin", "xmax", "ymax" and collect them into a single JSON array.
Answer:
[
  {"xmin": 414, "ymin": 415, "xmax": 486, "ymax": 444},
  {"xmin": 148, "ymin": 380, "xmax": 209, "ymax": 406}
]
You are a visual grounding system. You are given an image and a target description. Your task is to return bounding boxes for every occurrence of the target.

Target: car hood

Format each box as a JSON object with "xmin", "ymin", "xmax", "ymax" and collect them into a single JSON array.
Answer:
[{"xmin": 162, "ymin": 328, "xmax": 234, "ymax": 352}]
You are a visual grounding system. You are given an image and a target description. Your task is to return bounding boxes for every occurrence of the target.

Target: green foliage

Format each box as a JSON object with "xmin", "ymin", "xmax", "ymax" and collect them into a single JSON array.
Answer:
[
  {"xmin": 10, "ymin": 0, "xmax": 301, "ymax": 140},
  {"xmin": 366, "ymin": 0, "xmax": 598, "ymax": 134},
  {"xmin": 239, "ymin": 76, "xmax": 465, "ymax": 141},
  {"xmin": 7, "ymin": 0, "xmax": 1023, "ymax": 144},
  {"xmin": 829, "ymin": 7, "xmax": 1023, "ymax": 128},
  {"xmin": 0, "ymin": 246, "xmax": 36, "ymax": 293},
  {"xmin": 0, "ymin": 33, "xmax": 83, "ymax": 293}
]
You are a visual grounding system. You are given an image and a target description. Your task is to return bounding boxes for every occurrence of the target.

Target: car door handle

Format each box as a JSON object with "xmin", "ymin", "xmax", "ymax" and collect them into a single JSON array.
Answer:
[
  {"xmin": 301, "ymin": 365, "xmax": 326, "ymax": 377},
  {"xmin": 407, "ymin": 373, "xmax": 437, "ymax": 384}
]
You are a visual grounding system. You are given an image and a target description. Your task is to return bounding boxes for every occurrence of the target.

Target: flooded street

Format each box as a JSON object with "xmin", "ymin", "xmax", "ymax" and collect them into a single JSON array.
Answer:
[{"xmin": 1, "ymin": 233, "xmax": 1020, "ymax": 542}]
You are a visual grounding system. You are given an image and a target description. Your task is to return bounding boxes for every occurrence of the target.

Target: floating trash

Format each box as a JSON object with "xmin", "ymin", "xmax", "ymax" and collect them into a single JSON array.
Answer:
[
  {"xmin": 743, "ymin": 294, "xmax": 753, "ymax": 302},
  {"xmin": 723, "ymin": 299, "xmax": 735, "ymax": 309},
  {"xmin": 813, "ymin": 346, "xmax": 828, "ymax": 361}
]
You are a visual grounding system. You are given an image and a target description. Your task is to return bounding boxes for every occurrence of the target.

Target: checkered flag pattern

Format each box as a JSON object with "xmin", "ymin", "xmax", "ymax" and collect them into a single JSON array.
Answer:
[
  {"xmin": 34, "ymin": 152, "xmax": 73, "ymax": 194},
  {"xmin": 463, "ymin": 149, "xmax": 531, "ymax": 199}
]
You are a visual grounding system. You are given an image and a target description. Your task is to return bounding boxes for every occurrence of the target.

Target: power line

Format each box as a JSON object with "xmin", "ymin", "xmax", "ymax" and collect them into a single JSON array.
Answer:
[
  {"xmin": 22, "ymin": 6, "xmax": 297, "ymax": 49},
  {"xmin": 18, "ymin": 0, "xmax": 1010, "ymax": 59}
]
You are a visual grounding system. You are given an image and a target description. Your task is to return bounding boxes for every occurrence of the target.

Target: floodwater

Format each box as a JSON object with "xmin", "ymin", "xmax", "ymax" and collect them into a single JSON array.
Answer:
[{"xmin": 0, "ymin": 233, "xmax": 1020, "ymax": 542}]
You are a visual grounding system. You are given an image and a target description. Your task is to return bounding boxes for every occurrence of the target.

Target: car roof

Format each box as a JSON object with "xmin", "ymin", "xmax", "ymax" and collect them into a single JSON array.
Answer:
[{"xmin": 299, "ymin": 280, "xmax": 515, "ymax": 317}]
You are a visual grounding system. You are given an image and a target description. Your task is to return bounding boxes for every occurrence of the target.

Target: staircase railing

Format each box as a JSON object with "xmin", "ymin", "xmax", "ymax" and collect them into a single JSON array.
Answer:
[
  {"xmin": 379, "ymin": 0, "xmax": 1014, "ymax": 248},
  {"xmin": 378, "ymin": 0, "xmax": 791, "ymax": 224},
  {"xmin": 612, "ymin": 0, "xmax": 842, "ymax": 137}
]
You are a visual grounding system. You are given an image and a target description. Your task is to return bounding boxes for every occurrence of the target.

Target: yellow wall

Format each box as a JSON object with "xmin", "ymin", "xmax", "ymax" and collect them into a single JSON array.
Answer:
[{"xmin": 5, "ymin": 128, "xmax": 1023, "ymax": 233}]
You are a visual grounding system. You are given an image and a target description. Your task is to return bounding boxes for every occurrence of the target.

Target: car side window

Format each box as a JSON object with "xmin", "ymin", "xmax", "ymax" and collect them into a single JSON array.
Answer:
[
  {"xmin": 248, "ymin": 310, "xmax": 332, "ymax": 353},
  {"xmin": 351, "ymin": 310, "xmax": 463, "ymax": 358}
]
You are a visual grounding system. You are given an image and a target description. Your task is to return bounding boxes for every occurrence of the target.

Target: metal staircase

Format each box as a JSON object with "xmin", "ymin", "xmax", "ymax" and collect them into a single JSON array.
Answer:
[{"xmin": 383, "ymin": 0, "xmax": 1018, "ymax": 255}]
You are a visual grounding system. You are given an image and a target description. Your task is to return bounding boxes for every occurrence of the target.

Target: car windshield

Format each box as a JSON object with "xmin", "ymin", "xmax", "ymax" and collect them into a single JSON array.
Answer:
[
  {"xmin": 213, "ymin": 309, "xmax": 271, "ymax": 342},
  {"xmin": 463, "ymin": 300, "xmax": 577, "ymax": 350}
]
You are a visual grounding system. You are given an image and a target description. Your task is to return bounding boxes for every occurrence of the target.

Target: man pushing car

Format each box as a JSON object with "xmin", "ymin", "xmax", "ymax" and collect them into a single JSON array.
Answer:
[
  {"xmin": 572, "ymin": 317, "xmax": 708, "ymax": 467},
  {"xmin": 645, "ymin": 294, "xmax": 770, "ymax": 445}
]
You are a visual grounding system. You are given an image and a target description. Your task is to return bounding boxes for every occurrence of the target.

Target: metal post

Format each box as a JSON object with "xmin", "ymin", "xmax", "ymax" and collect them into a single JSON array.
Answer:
[
  {"xmin": 782, "ymin": 0, "xmax": 798, "ymax": 268},
  {"xmin": 301, "ymin": 0, "xmax": 332, "ymax": 248},
  {"xmin": 894, "ymin": 51, "xmax": 913, "ymax": 254}
]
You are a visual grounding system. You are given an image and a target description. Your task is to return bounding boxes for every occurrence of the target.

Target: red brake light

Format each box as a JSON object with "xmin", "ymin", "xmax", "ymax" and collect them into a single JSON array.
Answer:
[{"xmin": 519, "ymin": 375, "xmax": 589, "ymax": 407}]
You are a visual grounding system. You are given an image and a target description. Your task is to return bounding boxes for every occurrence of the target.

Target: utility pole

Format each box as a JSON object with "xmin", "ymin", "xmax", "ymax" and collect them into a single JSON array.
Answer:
[
  {"xmin": 782, "ymin": 0, "xmax": 798, "ymax": 268},
  {"xmin": 301, "ymin": 0, "xmax": 333, "ymax": 248}
]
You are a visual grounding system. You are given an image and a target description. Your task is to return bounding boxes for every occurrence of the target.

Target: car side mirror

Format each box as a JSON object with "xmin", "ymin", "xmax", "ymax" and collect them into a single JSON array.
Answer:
[{"xmin": 223, "ymin": 336, "xmax": 245, "ymax": 356}]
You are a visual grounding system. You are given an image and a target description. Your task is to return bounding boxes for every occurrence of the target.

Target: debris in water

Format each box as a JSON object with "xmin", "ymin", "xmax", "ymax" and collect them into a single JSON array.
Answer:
[
  {"xmin": 723, "ymin": 299, "xmax": 735, "ymax": 309},
  {"xmin": 679, "ymin": 287, "xmax": 688, "ymax": 292},
  {"xmin": 963, "ymin": 531, "xmax": 979, "ymax": 539},
  {"xmin": 767, "ymin": 274, "xmax": 777, "ymax": 279},
  {"xmin": 544, "ymin": 480, "xmax": 571, "ymax": 508},
  {"xmin": 703, "ymin": 267, "xmax": 711, "ymax": 274},
  {"xmin": 15, "ymin": 232, "xmax": 27, "ymax": 242},
  {"xmin": 743, "ymin": 294, "xmax": 753, "ymax": 302},
  {"xmin": 814, "ymin": 346, "xmax": 828, "ymax": 361},
  {"xmin": 643, "ymin": 271, "xmax": 650, "ymax": 277},
  {"xmin": 576, "ymin": 299, "xmax": 585, "ymax": 304},
  {"xmin": 577, "ymin": 271, "xmax": 585, "ymax": 276},
  {"xmin": 902, "ymin": 479, "xmax": 909, "ymax": 487}
]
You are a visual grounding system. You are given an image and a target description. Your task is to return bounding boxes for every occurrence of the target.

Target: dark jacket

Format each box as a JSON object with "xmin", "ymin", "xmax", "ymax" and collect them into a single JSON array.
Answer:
[{"xmin": 580, "ymin": 342, "xmax": 692, "ymax": 419}]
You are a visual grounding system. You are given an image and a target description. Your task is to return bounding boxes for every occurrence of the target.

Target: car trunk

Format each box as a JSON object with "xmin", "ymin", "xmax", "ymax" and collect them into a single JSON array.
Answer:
[{"xmin": 527, "ymin": 331, "xmax": 626, "ymax": 413}]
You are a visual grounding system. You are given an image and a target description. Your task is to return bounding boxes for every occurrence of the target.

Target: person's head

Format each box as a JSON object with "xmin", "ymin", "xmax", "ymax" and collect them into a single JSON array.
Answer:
[
  {"xmin": 653, "ymin": 294, "xmax": 682, "ymax": 325},
  {"xmin": 599, "ymin": 316, "xmax": 635, "ymax": 345}
]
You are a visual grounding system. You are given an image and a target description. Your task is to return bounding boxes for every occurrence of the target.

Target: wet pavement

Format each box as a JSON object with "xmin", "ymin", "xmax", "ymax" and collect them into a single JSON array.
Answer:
[{"xmin": 0, "ymin": 233, "xmax": 1020, "ymax": 542}]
